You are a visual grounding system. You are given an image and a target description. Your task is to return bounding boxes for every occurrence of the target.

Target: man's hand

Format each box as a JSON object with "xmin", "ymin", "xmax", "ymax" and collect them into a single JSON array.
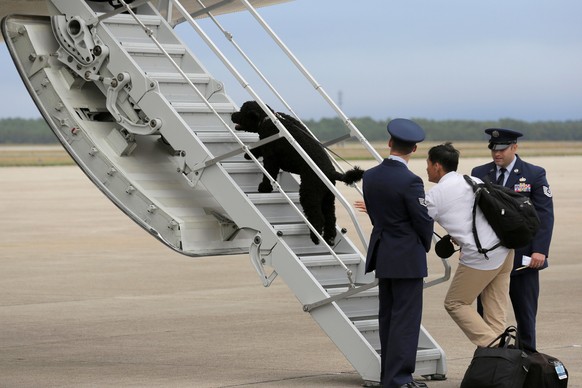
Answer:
[{"xmin": 354, "ymin": 200, "xmax": 367, "ymax": 214}]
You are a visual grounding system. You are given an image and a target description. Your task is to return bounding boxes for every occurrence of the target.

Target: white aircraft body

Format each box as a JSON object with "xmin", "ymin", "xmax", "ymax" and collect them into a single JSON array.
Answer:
[
  {"xmin": 1, "ymin": 1, "xmax": 449, "ymax": 384},
  {"xmin": 0, "ymin": 0, "xmax": 289, "ymax": 30}
]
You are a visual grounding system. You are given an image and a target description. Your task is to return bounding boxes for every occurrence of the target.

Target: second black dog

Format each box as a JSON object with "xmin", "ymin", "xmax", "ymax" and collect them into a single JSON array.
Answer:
[{"xmin": 231, "ymin": 101, "xmax": 363, "ymax": 245}]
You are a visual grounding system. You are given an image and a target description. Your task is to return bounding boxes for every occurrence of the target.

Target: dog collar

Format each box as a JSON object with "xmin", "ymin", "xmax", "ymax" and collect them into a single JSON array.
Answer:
[{"xmin": 260, "ymin": 112, "xmax": 284, "ymax": 126}]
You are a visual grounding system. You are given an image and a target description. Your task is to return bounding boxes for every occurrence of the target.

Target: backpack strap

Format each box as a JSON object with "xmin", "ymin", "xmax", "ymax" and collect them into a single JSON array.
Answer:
[
  {"xmin": 463, "ymin": 174, "xmax": 477, "ymax": 192},
  {"xmin": 463, "ymin": 175, "xmax": 501, "ymax": 259}
]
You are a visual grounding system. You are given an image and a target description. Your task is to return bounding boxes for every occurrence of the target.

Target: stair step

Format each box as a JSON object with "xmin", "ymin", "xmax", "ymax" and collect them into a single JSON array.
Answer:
[
  {"xmin": 352, "ymin": 320, "xmax": 443, "ymax": 360},
  {"xmin": 194, "ymin": 132, "xmax": 258, "ymax": 162},
  {"xmin": 119, "ymin": 41, "xmax": 197, "ymax": 73},
  {"xmin": 417, "ymin": 347, "xmax": 444, "ymax": 362},
  {"xmin": 300, "ymin": 253, "xmax": 360, "ymax": 267},
  {"xmin": 100, "ymin": 13, "xmax": 163, "ymax": 27},
  {"xmin": 222, "ymin": 162, "xmax": 299, "ymax": 194},
  {"xmin": 246, "ymin": 193, "xmax": 303, "ymax": 224},
  {"xmin": 273, "ymin": 223, "xmax": 309, "ymax": 236},
  {"xmin": 146, "ymin": 71, "xmax": 220, "ymax": 105},
  {"xmin": 327, "ymin": 285, "xmax": 378, "ymax": 297},
  {"xmin": 274, "ymin": 224, "xmax": 352, "ymax": 240},
  {"xmin": 271, "ymin": 223, "xmax": 342, "ymax": 255},
  {"xmin": 326, "ymin": 285, "xmax": 378, "ymax": 320},
  {"xmin": 222, "ymin": 162, "xmax": 261, "ymax": 174},
  {"xmin": 180, "ymin": 115, "xmax": 239, "ymax": 132},
  {"xmin": 99, "ymin": 14, "xmax": 165, "ymax": 46},
  {"xmin": 146, "ymin": 71, "xmax": 211, "ymax": 84},
  {"xmin": 247, "ymin": 192, "xmax": 300, "ymax": 205},
  {"xmin": 297, "ymin": 253, "xmax": 361, "ymax": 287},
  {"xmin": 354, "ymin": 319, "xmax": 380, "ymax": 351},
  {"xmin": 172, "ymin": 102, "xmax": 236, "ymax": 114},
  {"xmin": 121, "ymin": 41, "xmax": 186, "ymax": 55},
  {"xmin": 289, "ymin": 245, "xmax": 334, "ymax": 256},
  {"xmin": 196, "ymin": 132, "xmax": 257, "ymax": 144}
]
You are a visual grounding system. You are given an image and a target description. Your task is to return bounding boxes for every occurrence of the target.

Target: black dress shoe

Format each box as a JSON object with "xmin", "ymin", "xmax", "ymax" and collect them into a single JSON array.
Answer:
[
  {"xmin": 400, "ymin": 380, "xmax": 428, "ymax": 388},
  {"xmin": 362, "ymin": 382, "xmax": 381, "ymax": 387}
]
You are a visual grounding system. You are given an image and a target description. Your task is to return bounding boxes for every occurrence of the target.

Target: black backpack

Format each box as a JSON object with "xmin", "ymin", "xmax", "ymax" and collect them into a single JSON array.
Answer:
[{"xmin": 463, "ymin": 175, "xmax": 540, "ymax": 257}]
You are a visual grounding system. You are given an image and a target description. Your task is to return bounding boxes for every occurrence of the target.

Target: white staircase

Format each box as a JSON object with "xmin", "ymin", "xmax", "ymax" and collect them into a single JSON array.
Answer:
[{"xmin": 1, "ymin": 0, "xmax": 448, "ymax": 383}]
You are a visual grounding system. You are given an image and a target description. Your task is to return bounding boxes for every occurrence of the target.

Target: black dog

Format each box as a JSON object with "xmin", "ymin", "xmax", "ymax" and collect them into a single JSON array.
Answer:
[{"xmin": 231, "ymin": 101, "xmax": 363, "ymax": 245}]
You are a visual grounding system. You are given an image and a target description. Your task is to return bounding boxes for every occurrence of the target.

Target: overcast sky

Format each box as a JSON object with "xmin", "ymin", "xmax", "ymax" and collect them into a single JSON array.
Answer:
[{"xmin": 1, "ymin": 0, "xmax": 581, "ymax": 121}]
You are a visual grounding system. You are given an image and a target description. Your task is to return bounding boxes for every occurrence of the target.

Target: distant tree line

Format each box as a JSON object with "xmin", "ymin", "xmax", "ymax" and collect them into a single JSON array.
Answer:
[
  {"xmin": 1, "ymin": 117, "xmax": 581, "ymax": 144},
  {"xmin": 304, "ymin": 117, "xmax": 582, "ymax": 142},
  {"xmin": 0, "ymin": 118, "xmax": 55, "ymax": 144}
]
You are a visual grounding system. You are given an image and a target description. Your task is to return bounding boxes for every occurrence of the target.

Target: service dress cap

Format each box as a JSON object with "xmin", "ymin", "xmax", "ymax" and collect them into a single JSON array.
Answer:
[
  {"xmin": 485, "ymin": 128, "xmax": 523, "ymax": 150},
  {"xmin": 387, "ymin": 118, "xmax": 426, "ymax": 143}
]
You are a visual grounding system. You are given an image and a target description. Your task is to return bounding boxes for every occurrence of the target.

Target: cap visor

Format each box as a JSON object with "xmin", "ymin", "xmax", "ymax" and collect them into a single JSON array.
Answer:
[{"xmin": 488, "ymin": 143, "xmax": 512, "ymax": 151}]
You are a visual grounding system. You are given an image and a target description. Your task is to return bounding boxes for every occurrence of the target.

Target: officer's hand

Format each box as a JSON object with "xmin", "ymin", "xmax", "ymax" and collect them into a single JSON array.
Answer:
[{"xmin": 529, "ymin": 252, "xmax": 546, "ymax": 269}]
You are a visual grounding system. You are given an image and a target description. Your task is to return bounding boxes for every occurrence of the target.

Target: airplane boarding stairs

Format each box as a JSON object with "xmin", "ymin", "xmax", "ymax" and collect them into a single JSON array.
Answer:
[{"xmin": 2, "ymin": 0, "xmax": 448, "ymax": 383}]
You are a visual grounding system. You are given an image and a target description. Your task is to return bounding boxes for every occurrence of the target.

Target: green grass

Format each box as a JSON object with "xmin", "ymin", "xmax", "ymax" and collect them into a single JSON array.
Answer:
[
  {"xmin": 0, "ymin": 146, "xmax": 73, "ymax": 167},
  {"xmin": 328, "ymin": 141, "xmax": 582, "ymax": 160},
  {"xmin": 1, "ymin": 141, "xmax": 581, "ymax": 167}
]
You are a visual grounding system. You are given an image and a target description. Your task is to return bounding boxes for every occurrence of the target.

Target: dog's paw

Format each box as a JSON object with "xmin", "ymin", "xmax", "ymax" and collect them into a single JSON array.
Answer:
[
  {"xmin": 258, "ymin": 182, "xmax": 273, "ymax": 193},
  {"xmin": 309, "ymin": 232, "xmax": 320, "ymax": 245},
  {"xmin": 323, "ymin": 229, "xmax": 337, "ymax": 246},
  {"xmin": 324, "ymin": 237, "xmax": 335, "ymax": 246}
]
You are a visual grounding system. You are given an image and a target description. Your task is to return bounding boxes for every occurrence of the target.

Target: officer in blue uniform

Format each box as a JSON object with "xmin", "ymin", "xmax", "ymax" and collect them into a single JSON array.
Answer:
[
  {"xmin": 363, "ymin": 119, "xmax": 433, "ymax": 388},
  {"xmin": 472, "ymin": 128, "xmax": 554, "ymax": 351}
]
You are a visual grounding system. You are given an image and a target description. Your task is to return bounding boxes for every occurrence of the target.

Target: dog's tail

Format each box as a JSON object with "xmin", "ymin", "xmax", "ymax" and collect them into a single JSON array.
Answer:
[{"xmin": 334, "ymin": 166, "xmax": 364, "ymax": 185}]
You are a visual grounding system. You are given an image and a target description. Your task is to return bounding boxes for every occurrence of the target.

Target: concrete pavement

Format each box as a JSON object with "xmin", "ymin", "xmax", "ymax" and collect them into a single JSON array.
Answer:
[{"xmin": 1, "ymin": 156, "xmax": 580, "ymax": 387}]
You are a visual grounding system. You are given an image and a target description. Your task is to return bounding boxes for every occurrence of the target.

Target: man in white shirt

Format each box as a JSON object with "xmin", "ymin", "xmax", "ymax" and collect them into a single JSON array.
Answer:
[{"xmin": 425, "ymin": 143, "xmax": 514, "ymax": 347}]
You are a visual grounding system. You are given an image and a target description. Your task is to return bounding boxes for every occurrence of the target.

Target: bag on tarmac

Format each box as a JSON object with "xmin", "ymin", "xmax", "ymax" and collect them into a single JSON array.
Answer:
[
  {"xmin": 460, "ymin": 326, "xmax": 530, "ymax": 388},
  {"xmin": 523, "ymin": 351, "xmax": 569, "ymax": 388},
  {"xmin": 463, "ymin": 175, "xmax": 540, "ymax": 257}
]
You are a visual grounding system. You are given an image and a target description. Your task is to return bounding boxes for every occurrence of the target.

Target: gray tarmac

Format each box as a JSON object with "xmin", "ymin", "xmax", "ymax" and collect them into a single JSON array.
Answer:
[{"xmin": 1, "ymin": 156, "xmax": 581, "ymax": 387}]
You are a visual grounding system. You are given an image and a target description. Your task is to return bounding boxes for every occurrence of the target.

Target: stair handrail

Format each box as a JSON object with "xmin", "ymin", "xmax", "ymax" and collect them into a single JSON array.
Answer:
[
  {"xmin": 116, "ymin": 0, "xmax": 359, "ymax": 286},
  {"xmin": 157, "ymin": 1, "xmax": 452, "ymax": 293},
  {"xmin": 168, "ymin": 0, "xmax": 370, "ymax": 251},
  {"xmin": 237, "ymin": 0, "xmax": 383, "ymax": 164},
  {"xmin": 170, "ymin": 0, "xmax": 366, "ymax": 282},
  {"xmin": 191, "ymin": 0, "xmax": 365, "ymax": 200}
]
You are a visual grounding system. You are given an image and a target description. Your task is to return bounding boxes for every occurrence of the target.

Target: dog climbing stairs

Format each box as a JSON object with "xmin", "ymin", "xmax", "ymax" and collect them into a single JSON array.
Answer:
[{"xmin": 2, "ymin": 0, "xmax": 447, "ymax": 383}]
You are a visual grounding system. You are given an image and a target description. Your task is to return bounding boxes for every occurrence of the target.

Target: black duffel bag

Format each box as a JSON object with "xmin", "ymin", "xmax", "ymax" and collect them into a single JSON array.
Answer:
[
  {"xmin": 523, "ymin": 351, "xmax": 568, "ymax": 388},
  {"xmin": 461, "ymin": 326, "xmax": 531, "ymax": 388}
]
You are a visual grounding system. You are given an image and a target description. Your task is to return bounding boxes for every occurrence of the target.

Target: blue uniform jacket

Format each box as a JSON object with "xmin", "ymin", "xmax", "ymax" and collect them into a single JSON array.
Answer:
[
  {"xmin": 363, "ymin": 159, "xmax": 433, "ymax": 278},
  {"xmin": 471, "ymin": 155, "xmax": 554, "ymax": 274}
]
